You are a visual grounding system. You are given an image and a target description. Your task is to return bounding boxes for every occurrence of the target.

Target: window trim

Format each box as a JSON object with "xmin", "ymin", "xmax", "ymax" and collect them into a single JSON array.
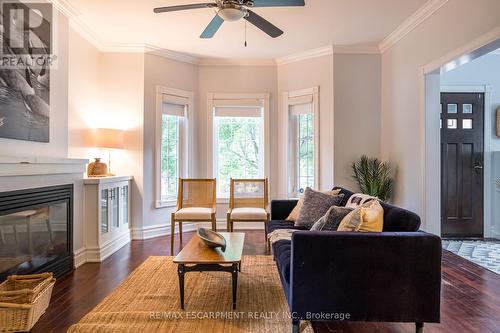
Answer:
[
  {"xmin": 283, "ymin": 87, "xmax": 319, "ymax": 198},
  {"xmin": 155, "ymin": 86, "xmax": 194, "ymax": 208},
  {"xmin": 207, "ymin": 92, "xmax": 271, "ymax": 199}
]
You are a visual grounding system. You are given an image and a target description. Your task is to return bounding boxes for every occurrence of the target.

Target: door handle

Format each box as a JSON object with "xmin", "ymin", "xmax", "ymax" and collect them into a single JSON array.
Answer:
[{"xmin": 474, "ymin": 164, "xmax": 483, "ymax": 169}]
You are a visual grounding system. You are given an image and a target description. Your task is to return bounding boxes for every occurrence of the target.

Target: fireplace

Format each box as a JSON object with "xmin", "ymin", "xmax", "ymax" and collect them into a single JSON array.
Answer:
[{"xmin": 0, "ymin": 185, "xmax": 73, "ymax": 280}]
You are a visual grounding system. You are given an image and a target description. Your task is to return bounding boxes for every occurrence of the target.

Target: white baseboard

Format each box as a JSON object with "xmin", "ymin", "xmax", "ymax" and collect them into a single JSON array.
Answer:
[
  {"xmin": 489, "ymin": 229, "xmax": 500, "ymax": 239},
  {"xmin": 73, "ymin": 247, "xmax": 86, "ymax": 268},
  {"xmin": 131, "ymin": 220, "xmax": 265, "ymax": 241},
  {"xmin": 85, "ymin": 231, "xmax": 131, "ymax": 263}
]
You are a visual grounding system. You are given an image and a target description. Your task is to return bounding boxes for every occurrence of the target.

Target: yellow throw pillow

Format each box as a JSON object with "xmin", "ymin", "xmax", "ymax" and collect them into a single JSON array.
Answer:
[
  {"xmin": 359, "ymin": 200, "xmax": 384, "ymax": 232},
  {"xmin": 286, "ymin": 189, "xmax": 341, "ymax": 221},
  {"xmin": 337, "ymin": 200, "xmax": 384, "ymax": 232}
]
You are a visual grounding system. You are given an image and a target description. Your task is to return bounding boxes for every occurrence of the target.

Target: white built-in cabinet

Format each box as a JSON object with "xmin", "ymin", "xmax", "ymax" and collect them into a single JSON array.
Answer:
[{"xmin": 84, "ymin": 176, "xmax": 132, "ymax": 262}]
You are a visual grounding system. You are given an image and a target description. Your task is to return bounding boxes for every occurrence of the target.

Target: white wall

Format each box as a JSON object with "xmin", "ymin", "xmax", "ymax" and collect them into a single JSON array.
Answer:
[
  {"xmin": 334, "ymin": 54, "xmax": 381, "ymax": 191},
  {"xmin": 141, "ymin": 53, "xmax": 198, "ymax": 231},
  {"xmin": 380, "ymin": 0, "xmax": 500, "ymax": 232},
  {"xmin": 68, "ymin": 27, "xmax": 145, "ymax": 237},
  {"xmin": 68, "ymin": 28, "xmax": 101, "ymax": 159},
  {"xmin": 0, "ymin": 15, "xmax": 69, "ymax": 158},
  {"xmin": 277, "ymin": 55, "xmax": 334, "ymax": 196}
]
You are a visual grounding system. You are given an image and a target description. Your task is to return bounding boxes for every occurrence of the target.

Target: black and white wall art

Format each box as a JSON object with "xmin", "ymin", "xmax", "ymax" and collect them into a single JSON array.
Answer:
[{"xmin": 0, "ymin": 0, "xmax": 52, "ymax": 142}]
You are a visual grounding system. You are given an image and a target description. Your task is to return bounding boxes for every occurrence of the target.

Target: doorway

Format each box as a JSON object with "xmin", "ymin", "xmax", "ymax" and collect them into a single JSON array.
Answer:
[{"xmin": 440, "ymin": 92, "xmax": 484, "ymax": 237}]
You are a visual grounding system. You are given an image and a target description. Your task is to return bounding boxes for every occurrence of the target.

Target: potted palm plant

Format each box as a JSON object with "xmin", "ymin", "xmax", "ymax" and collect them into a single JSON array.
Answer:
[{"xmin": 352, "ymin": 155, "xmax": 394, "ymax": 202}]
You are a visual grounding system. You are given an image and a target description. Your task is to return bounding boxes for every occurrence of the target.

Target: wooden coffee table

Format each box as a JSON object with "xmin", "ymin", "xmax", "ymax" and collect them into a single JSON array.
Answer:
[{"xmin": 173, "ymin": 232, "xmax": 245, "ymax": 310}]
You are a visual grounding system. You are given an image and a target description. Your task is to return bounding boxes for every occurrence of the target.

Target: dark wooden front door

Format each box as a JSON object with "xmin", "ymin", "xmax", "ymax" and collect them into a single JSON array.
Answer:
[{"xmin": 441, "ymin": 92, "xmax": 484, "ymax": 237}]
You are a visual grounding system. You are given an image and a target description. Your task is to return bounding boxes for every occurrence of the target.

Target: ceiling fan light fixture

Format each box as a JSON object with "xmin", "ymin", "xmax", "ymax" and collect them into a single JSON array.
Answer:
[{"xmin": 218, "ymin": 7, "xmax": 246, "ymax": 21}]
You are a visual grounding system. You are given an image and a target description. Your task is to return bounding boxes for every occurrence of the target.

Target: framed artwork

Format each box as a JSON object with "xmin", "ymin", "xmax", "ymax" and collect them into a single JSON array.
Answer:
[{"xmin": 0, "ymin": 0, "xmax": 51, "ymax": 142}]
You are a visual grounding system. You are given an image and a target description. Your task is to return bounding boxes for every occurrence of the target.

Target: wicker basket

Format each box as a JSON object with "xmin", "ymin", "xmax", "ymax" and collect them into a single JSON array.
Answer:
[{"xmin": 0, "ymin": 273, "xmax": 56, "ymax": 332}]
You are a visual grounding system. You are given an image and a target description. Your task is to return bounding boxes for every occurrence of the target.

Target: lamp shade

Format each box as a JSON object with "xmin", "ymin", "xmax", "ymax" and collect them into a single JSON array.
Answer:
[{"xmin": 92, "ymin": 128, "xmax": 124, "ymax": 149}]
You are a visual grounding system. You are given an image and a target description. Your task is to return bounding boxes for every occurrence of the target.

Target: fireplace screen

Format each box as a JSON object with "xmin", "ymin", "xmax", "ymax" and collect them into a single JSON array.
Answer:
[{"xmin": 0, "ymin": 185, "xmax": 73, "ymax": 280}]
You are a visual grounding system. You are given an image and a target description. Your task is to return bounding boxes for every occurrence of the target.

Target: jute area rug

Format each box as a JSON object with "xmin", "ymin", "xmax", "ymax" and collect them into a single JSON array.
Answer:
[{"xmin": 68, "ymin": 256, "xmax": 313, "ymax": 333}]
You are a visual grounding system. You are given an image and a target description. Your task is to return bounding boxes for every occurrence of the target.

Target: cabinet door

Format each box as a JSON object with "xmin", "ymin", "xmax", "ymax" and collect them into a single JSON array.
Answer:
[
  {"xmin": 121, "ymin": 185, "xmax": 129, "ymax": 226},
  {"xmin": 101, "ymin": 189, "xmax": 109, "ymax": 234},
  {"xmin": 112, "ymin": 187, "xmax": 120, "ymax": 228}
]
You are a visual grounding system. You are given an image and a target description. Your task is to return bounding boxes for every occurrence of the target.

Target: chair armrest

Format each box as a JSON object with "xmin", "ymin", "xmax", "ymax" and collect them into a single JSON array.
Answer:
[
  {"xmin": 271, "ymin": 200, "xmax": 298, "ymax": 220},
  {"xmin": 290, "ymin": 231, "xmax": 442, "ymax": 323}
]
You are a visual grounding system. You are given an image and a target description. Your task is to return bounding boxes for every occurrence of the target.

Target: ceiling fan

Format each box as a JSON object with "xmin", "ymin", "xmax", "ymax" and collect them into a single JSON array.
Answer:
[{"xmin": 153, "ymin": 0, "xmax": 305, "ymax": 39}]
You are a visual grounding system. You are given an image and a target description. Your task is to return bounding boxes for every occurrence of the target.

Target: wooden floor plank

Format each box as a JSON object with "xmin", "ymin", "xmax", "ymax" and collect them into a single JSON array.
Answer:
[{"xmin": 31, "ymin": 231, "xmax": 500, "ymax": 333}]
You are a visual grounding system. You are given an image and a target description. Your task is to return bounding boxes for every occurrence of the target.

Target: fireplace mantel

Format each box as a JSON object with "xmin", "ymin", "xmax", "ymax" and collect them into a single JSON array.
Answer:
[{"xmin": 0, "ymin": 156, "xmax": 88, "ymax": 177}]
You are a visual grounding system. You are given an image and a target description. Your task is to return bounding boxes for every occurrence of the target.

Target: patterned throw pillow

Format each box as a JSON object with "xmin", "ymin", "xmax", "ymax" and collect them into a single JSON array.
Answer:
[
  {"xmin": 345, "ymin": 193, "xmax": 376, "ymax": 209},
  {"xmin": 337, "ymin": 200, "xmax": 384, "ymax": 232},
  {"xmin": 294, "ymin": 188, "xmax": 344, "ymax": 229},
  {"xmin": 310, "ymin": 206, "xmax": 353, "ymax": 231},
  {"xmin": 286, "ymin": 189, "xmax": 341, "ymax": 221}
]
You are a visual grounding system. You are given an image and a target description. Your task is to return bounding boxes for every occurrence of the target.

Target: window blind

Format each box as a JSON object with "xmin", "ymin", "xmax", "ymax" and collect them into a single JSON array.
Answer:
[
  {"xmin": 162, "ymin": 95, "xmax": 187, "ymax": 117},
  {"xmin": 289, "ymin": 101, "xmax": 312, "ymax": 116},
  {"xmin": 289, "ymin": 94, "xmax": 313, "ymax": 106},
  {"xmin": 213, "ymin": 99, "xmax": 263, "ymax": 118},
  {"xmin": 214, "ymin": 106, "xmax": 262, "ymax": 118}
]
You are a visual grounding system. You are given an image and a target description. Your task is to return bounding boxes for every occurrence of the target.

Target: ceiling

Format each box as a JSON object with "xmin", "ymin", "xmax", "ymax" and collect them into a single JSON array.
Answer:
[{"xmin": 65, "ymin": 0, "xmax": 428, "ymax": 59}]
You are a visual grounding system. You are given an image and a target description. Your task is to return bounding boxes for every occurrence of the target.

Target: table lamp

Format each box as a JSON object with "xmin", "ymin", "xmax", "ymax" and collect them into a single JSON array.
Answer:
[{"xmin": 87, "ymin": 128, "xmax": 124, "ymax": 177}]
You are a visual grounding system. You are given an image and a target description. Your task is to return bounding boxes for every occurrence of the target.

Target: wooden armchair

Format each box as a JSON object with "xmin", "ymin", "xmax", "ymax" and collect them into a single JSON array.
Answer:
[
  {"xmin": 226, "ymin": 178, "xmax": 270, "ymax": 242},
  {"xmin": 171, "ymin": 178, "xmax": 217, "ymax": 254}
]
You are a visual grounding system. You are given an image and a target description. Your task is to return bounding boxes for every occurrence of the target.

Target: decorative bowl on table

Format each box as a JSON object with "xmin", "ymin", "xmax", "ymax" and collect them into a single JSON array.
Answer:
[{"xmin": 197, "ymin": 228, "xmax": 227, "ymax": 252}]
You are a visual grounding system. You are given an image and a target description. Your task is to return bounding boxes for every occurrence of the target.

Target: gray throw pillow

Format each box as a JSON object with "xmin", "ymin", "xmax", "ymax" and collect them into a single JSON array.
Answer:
[
  {"xmin": 310, "ymin": 206, "xmax": 353, "ymax": 231},
  {"xmin": 294, "ymin": 188, "xmax": 344, "ymax": 229}
]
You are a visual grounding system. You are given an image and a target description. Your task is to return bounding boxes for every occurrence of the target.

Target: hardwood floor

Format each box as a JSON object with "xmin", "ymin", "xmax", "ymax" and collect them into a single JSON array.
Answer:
[{"xmin": 33, "ymin": 230, "xmax": 500, "ymax": 333}]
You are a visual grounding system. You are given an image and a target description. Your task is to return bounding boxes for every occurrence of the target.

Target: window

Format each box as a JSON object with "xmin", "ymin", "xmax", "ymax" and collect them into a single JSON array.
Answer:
[
  {"xmin": 160, "ymin": 111, "xmax": 181, "ymax": 200},
  {"xmin": 155, "ymin": 87, "xmax": 193, "ymax": 207},
  {"xmin": 285, "ymin": 87, "xmax": 319, "ymax": 198},
  {"xmin": 292, "ymin": 112, "xmax": 314, "ymax": 194},
  {"xmin": 213, "ymin": 103, "xmax": 264, "ymax": 196}
]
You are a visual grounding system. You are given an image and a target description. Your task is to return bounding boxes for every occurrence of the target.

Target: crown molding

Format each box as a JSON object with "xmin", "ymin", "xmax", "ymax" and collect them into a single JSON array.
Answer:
[
  {"xmin": 49, "ymin": 0, "xmax": 81, "ymax": 19},
  {"xmin": 68, "ymin": 19, "xmax": 106, "ymax": 50},
  {"xmin": 198, "ymin": 57, "xmax": 276, "ymax": 66},
  {"xmin": 333, "ymin": 44, "xmax": 380, "ymax": 55},
  {"xmin": 378, "ymin": 0, "xmax": 449, "ymax": 53},
  {"xmin": 100, "ymin": 42, "xmax": 145, "ymax": 53},
  {"xmin": 144, "ymin": 44, "xmax": 200, "ymax": 65},
  {"xmin": 276, "ymin": 45, "xmax": 334, "ymax": 66}
]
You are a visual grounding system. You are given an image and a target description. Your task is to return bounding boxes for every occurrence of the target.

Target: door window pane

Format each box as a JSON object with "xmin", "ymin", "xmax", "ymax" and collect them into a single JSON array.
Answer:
[
  {"xmin": 447, "ymin": 104, "xmax": 458, "ymax": 114},
  {"xmin": 462, "ymin": 119, "xmax": 473, "ymax": 129},
  {"xmin": 462, "ymin": 104, "xmax": 473, "ymax": 114},
  {"xmin": 447, "ymin": 119, "xmax": 457, "ymax": 129}
]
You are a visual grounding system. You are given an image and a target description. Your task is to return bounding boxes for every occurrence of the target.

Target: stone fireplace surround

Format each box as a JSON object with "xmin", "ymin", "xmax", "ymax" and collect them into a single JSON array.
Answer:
[{"xmin": 0, "ymin": 156, "xmax": 88, "ymax": 269}]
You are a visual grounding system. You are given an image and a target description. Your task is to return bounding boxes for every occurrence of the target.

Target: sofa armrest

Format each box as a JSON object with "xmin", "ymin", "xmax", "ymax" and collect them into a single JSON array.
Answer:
[
  {"xmin": 271, "ymin": 200, "xmax": 298, "ymax": 220},
  {"xmin": 290, "ymin": 231, "xmax": 441, "ymax": 323}
]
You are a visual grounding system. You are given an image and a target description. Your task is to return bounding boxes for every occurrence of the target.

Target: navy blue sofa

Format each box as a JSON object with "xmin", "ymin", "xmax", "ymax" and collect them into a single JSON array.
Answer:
[{"xmin": 267, "ymin": 187, "xmax": 441, "ymax": 333}]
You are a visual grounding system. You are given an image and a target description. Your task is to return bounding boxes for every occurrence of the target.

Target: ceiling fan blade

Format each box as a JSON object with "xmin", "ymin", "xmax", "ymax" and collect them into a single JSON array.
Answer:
[
  {"xmin": 251, "ymin": 0, "xmax": 305, "ymax": 7},
  {"xmin": 244, "ymin": 10, "xmax": 283, "ymax": 38},
  {"xmin": 200, "ymin": 15, "xmax": 224, "ymax": 38},
  {"xmin": 154, "ymin": 3, "xmax": 215, "ymax": 13}
]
